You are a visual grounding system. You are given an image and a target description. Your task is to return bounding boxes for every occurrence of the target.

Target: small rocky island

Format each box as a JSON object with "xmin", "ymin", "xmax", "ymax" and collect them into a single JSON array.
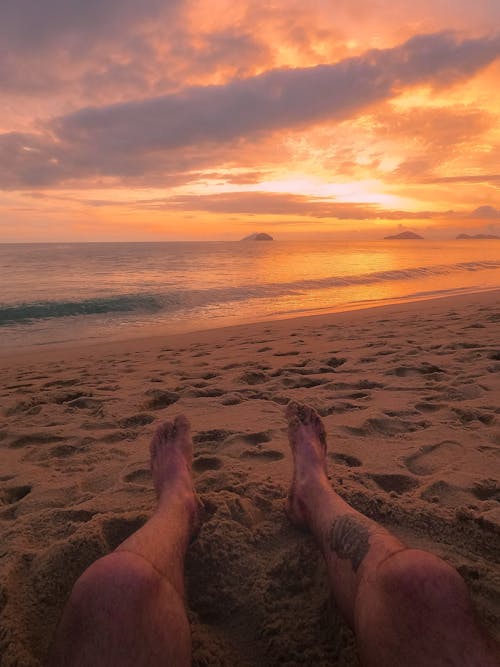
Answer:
[
  {"xmin": 384, "ymin": 231, "xmax": 424, "ymax": 240},
  {"xmin": 456, "ymin": 233, "xmax": 499, "ymax": 239},
  {"xmin": 241, "ymin": 232, "xmax": 274, "ymax": 241}
]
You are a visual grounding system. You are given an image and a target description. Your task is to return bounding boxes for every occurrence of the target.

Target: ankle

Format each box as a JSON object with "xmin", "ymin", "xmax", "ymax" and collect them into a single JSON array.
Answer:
[{"xmin": 294, "ymin": 472, "xmax": 332, "ymax": 517}]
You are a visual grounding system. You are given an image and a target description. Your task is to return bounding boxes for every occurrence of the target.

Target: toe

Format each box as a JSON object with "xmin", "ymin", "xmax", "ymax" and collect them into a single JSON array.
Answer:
[
  {"xmin": 174, "ymin": 414, "xmax": 190, "ymax": 436},
  {"xmin": 286, "ymin": 401, "xmax": 296, "ymax": 422},
  {"xmin": 150, "ymin": 421, "xmax": 173, "ymax": 455}
]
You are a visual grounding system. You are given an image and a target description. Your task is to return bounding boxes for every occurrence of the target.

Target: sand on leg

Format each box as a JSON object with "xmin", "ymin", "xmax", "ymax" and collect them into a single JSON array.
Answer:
[
  {"xmin": 48, "ymin": 415, "xmax": 198, "ymax": 667},
  {"xmin": 286, "ymin": 401, "xmax": 499, "ymax": 667}
]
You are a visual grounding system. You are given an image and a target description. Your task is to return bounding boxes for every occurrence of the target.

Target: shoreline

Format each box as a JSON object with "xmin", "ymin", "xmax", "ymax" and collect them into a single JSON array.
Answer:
[{"xmin": 2, "ymin": 286, "xmax": 499, "ymax": 365}]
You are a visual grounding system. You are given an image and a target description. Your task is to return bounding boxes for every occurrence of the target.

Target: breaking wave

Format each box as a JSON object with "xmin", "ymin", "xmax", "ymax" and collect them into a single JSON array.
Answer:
[{"xmin": 1, "ymin": 260, "xmax": 499, "ymax": 326}]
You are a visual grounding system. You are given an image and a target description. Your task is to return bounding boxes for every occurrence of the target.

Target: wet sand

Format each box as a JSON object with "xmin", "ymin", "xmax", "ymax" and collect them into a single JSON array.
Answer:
[{"xmin": 1, "ymin": 291, "xmax": 499, "ymax": 666}]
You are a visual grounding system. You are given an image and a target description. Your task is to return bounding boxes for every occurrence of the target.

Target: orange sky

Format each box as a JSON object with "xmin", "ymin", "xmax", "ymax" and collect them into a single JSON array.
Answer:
[{"xmin": 1, "ymin": 0, "xmax": 499, "ymax": 241}]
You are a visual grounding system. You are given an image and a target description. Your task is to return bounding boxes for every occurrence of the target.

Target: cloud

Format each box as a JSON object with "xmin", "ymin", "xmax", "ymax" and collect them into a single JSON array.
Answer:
[
  {"xmin": 470, "ymin": 205, "xmax": 500, "ymax": 219},
  {"xmin": 141, "ymin": 191, "xmax": 433, "ymax": 220},
  {"xmin": 55, "ymin": 32, "xmax": 500, "ymax": 151},
  {"xmin": 421, "ymin": 174, "xmax": 500, "ymax": 184},
  {"xmin": 1, "ymin": 31, "xmax": 499, "ymax": 189},
  {"xmin": 376, "ymin": 105, "xmax": 492, "ymax": 148},
  {"xmin": 0, "ymin": 0, "xmax": 176, "ymax": 52}
]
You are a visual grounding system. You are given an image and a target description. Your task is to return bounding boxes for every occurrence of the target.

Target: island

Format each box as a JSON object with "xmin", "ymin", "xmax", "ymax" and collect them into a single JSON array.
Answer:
[
  {"xmin": 241, "ymin": 232, "xmax": 274, "ymax": 241},
  {"xmin": 384, "ymin": 231, "xmax": 424, "ymax": 240},
  {"xmin": 456, "ymin": 233, "xmax": 499, "ymax": 239}
]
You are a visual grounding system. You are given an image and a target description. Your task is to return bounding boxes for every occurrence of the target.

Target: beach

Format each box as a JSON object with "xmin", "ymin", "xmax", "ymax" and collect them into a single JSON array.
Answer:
[{"xmin": 1, "ymin": 290, "xmax": 499, "ymax": 666}]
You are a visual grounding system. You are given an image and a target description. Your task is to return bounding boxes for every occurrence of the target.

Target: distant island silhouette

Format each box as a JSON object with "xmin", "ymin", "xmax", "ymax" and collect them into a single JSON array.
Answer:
[
  {"xmin": 384, "ymin": 231, "xmax": 424, "ymax": 240},
  {"xmin": 241, "ymin": 232, "xmax": 274, "ymax": 241},
  {"xmin": 456, "ymin": 233, "xmax": 499, "ymax": 239}
]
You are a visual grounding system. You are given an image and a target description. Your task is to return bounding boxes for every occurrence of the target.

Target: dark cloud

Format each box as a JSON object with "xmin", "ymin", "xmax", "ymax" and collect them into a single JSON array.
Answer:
[
  {"xmin": 0, "ymin": 0, "xmax": 176, "ymax": 51},
  {"xmin": 0, "ymin": 0, "xmax": 182, "ymax": 102},
  {"xmin": 0, "ymin": 133, "xmax": 65, "ymax": 187},
  {"xmin": 144, "ymin": 191, "xmax": 433, "ymax": 220},
  {"xmin": 55, "ymin": 32, "xmax": 500, "ymax": 152},
  {"xmin": 1, "ymin": 31, "xmax": 499, "ymax": 189},
  {"xmin": 0, "ymin": 3, "xmax": 270, "ymax": 104}
]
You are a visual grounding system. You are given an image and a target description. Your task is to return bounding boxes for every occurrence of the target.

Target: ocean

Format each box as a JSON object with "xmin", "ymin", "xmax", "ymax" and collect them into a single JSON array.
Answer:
[{"xmin": 1, "ymin": 240, "xmax": 499, "ymax": 352}]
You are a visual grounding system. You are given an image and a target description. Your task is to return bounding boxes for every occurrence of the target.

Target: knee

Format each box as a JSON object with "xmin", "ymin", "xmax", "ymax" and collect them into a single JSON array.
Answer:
[
  {"xmin": 377, "ymin": 548, "xmax": 470, "ymax": 615},
  {"xmin": 68, "ymin": 551, "xmax": 163, "ymax": 619}
]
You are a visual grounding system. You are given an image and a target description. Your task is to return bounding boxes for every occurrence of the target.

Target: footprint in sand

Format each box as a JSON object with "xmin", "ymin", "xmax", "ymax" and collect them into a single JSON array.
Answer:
[
  {"xmin": 345, "ymin": 416, "xmax": 430, "ymax": 438},
  {"xmin": 43, "ymin": 378, "xmax": 80, "ymax": 388},
  {"xmin": 404, "ymin": 440, "xmax": 462, "ymax": 476},
  {"xmin": 193, "ymin": 429, "xmax": 236, "ymax": 445},
  {"xmin": 184, "ymin": 387, "xmax": 225, "ymax": 398},
  {"xmin": 118, "ymin": 414, "xmax": 155, "ymax": 428},
  {"xmin": 236, "ymin": 431, "xmax": 273, "ymax": 446},
  {"xmin": 81, "ymin": 420, "xmax": 120, "ymax": 431},
  {"xmin": 340, "ymin": 391, "xmax": 371, "ymax": 400},
  {"xmin": 415, "ymin": 402, "xmax": 446, "ymax": 413},
  {"xmin": 5, "ymin": 400, "xmax": 38, "ymax": 417},
  {"xmin": 420, "ymin": 480, "xmax": 473, "ymax": 506},
  {"xmin": 9, "ymin": 432, "xmax": 66, "ymax": 449},
  {"xmin": 329, "ymin": 453, "xmax": 362, "ymax": 468},
  {"xmin": 370, "ymin": 473, "xmax": 419, "ymax": 495},
  {"xmin": 324, "ymin": 356, "xmax": 347, "ymax": 368},
  {"xmin": 66, "ymin": 398, "xmax": 104, "ymax": 411},
  {"xmin": 50, "ymin": 444, "xmax": 82, "ymax": 458},
  {"xmin": 471, "ymin": 479, "xmax": 500, "ymax": 502},
  {"xmin": 320, "ymin": 402, "xmax": 366, "ymax": 416},
  {"xmin": 2, "ymin": 484, "xmax": 32, "ymax": 504},
  {"xmin": 279, "ymin": 374, "xmax": 325, "ymax": 389},
  {"xmin": 238, "ymin": 370, "xmax": 269, "ymax": 385},
  {"xmin": 143, "ymin": 389, "xmax": 180, "ymax": 410},
  {"xmin": 52, "ymin": 390, "xmax": 88, "ymax": 404},
  {"xmin": 193, "ymin": 455, "xmax": 223, "ymax": 472},
  {"xmin": 124, "ymin": 468, "xmax": 151, "ymax": 484},
  {"xmin": 240, "ymin": 448, "xmax": 284, "ymax": 461},
  {"xmin": 452, "ymin": 407, "xmax": 495, "ymax": 425},
  {"xmin": 221, "ymin": 362, "xmax": 242, "ymax": 370},
  {"xmin": 100, "ymin": 430, "xmax": 139, "ymax": 443},
  {"xmin": 220, "ymin": 394, "xmax": 242, "ymax": 406}
]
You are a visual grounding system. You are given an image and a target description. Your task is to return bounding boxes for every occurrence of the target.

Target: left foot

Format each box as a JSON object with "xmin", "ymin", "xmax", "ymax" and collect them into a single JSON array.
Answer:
[{"xmin": 150, "ymin": 415, "xmax": 199, "ymax": 534}]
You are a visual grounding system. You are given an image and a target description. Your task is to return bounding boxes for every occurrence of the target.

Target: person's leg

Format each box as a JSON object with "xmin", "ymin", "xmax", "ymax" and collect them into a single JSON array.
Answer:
[
  {"xmin": 48, "ymin": 416, "xmax": 198, "ymax": 667},
  {"xmin": 286, "ymin": 402, "xmax": 499, "ymax": 667}
]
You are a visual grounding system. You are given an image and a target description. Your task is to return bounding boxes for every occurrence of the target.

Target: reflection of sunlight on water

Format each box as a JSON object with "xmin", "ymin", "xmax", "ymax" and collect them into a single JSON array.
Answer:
[
  {"xmin": 250, "ymin": 245, "xmax": 403, "ymax": 285},
  {"xmin": 1, "ymin": 241, "xmax": 499, "ymax": 351},
  {"xmin": 220, "ymin": 267, "xmax": 500, "ymax": 325}
]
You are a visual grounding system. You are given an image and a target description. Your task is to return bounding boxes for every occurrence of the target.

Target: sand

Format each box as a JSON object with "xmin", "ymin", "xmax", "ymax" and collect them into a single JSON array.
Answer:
[{"xmin": 0, "ymin": 291, "xmax": 499, "ymax": 666}]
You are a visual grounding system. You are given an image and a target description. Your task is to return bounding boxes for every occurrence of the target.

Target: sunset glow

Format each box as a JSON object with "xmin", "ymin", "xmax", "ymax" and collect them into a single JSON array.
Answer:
[{"xmin": 1, "ymin": 0, "xmax": 499, "ymax": 241}]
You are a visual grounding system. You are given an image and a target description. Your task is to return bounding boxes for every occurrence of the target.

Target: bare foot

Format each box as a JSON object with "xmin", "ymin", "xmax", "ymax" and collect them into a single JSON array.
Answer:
[
  {"xmin": 286, "ymin": 401, "xmax": 329, "ymax": 526},
  {"xmin": 150, "ymin": 415, "xmax": 200, "ymax": 534}
]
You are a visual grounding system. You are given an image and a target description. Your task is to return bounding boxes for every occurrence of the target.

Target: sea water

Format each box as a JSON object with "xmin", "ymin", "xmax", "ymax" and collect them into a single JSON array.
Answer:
[{"xmin": 1, "ymin": 240, "xmax": 499, "ymax": 351}]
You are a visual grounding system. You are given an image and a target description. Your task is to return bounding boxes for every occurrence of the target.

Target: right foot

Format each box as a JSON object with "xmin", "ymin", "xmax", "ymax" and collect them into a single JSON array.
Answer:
[
  {"xmin": 286, "ymin": 401, "xmax": 329, "ymax": 526},
  {"xmin": 150, "ymin": 415, "xmax": 200, "ymax": 536}
]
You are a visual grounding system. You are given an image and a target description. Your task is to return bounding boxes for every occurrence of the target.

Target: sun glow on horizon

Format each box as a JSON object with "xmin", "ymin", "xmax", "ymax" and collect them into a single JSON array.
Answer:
[{"xmin": 0, "ymin": 1, "xmax": 499, "ymax": 241}]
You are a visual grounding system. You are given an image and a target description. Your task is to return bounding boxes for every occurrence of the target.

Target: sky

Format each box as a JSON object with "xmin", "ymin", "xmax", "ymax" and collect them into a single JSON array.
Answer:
[{"xmin": 1, "ymin": 0, "xmax": 500, "ymax": 241}]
